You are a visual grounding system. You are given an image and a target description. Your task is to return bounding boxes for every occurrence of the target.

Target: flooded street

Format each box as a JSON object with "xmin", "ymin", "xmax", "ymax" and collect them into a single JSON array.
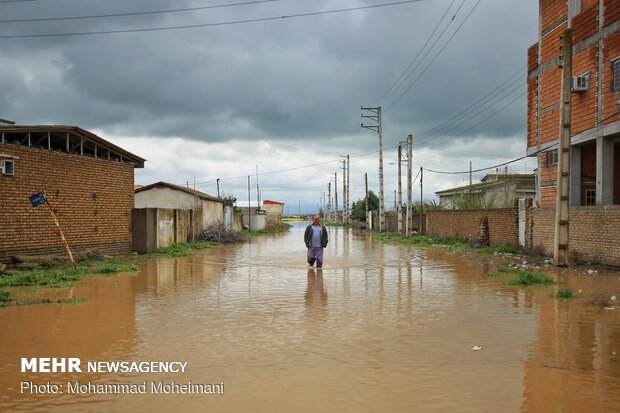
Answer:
[{"xmin": 1, "ymin": 222, "xmax": 620, "ymax": 412}]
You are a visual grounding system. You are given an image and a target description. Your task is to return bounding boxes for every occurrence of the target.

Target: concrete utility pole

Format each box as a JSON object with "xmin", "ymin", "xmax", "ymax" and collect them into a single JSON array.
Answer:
[
  {"xmin": 328, "ymin": 182, "xmax": 331, "ymax": 221},
  {"xmin": 247, "ymin": 176, "xmax": 251, "ymax": 232},
  {"xmin": 334, "ymin": 172, "xmax": 338, "ymax": 222},
  {"xmin": 406, "ymin": 134, "xmax": 413, "ymax": 237},
  {"xmin": 554, "ymin": 28, "xmax": 573, "ymax": 267},
  {"xmin": 361, "ymin": 106, "xmax": 385, "ymax": 232},
  {"xmin": 347, "ymin": 154, "xmax": 350, "ymax": 225},
  {"xmin": 397, "ymin": 142, "xmax": 403, "ymax": 234},
  {"xmin": 341, "ymin": 156, "xmax": 348, "ymax": 224},
  {"xmin": 419, "ymin": 167, "xmax": 424, "ymax": 234},
  {"xmin": 365, "ymin": 172, "xmax": 369, "ymax": 228}
]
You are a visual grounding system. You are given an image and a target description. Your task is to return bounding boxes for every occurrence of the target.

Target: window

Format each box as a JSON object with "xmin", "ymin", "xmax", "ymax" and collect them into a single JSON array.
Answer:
[
  {"xmin": 544, "ymin": 149, "xmax": 558, "ymax": 168},
  {"xmin": 585, "ymin": 189, "xmax": 596, "ymax": 206},
  {"xmin": 612, "ymin": 58, "xmax": 620, "ymax": 92},
  {"xmin": 1, "ymin": 159, "xmax": 14, "ymax": 176}
]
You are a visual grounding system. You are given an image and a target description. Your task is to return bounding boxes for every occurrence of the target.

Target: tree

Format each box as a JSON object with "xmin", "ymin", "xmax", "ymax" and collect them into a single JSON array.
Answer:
[{"xmin": 350, "ymin": 190, "xmax": 379, "ymax": 222}]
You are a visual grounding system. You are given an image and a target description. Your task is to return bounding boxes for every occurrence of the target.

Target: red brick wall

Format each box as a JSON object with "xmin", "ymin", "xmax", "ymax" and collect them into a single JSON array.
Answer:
[
  {"xmin": 0, "ymin": 144, "xmax": 135, "ymax": 263},
  {"xmin": 602, "ymin": 31, "xmax": 620, "ymax": 124},
  {"xmin": 572, "ymin": 45, "xmax": 598, "ymax": 134},
  {"xmin": 528, "ymin": 77, "xmax": 539, "ymax": 147},
  {"xmin": 542, "ymin": 0, "xmax": 567, "ymax": 31},
  {"xmin": 605, "ymin": 0, "xmax": 620, "ymax": 25},
  {"xmin": 526, "ymin": 206, "xmax": 620, "ymax": 266},
  {"xmin": 425, "ymin": 208, "xmax": 518, "ymax": 247},
  {"xmin": 573, "ymin": 4, "xmax": 598, "ymax": 43}
]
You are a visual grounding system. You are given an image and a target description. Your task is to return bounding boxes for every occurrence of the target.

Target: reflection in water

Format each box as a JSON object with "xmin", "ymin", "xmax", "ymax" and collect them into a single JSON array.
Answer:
[
  {"xmin": 305, "ymin": 269, "xmax": 328, "ymax": 317},
  {"xmin": 0, "ymin": 222, "xmax": 619, "ymax": 412}
]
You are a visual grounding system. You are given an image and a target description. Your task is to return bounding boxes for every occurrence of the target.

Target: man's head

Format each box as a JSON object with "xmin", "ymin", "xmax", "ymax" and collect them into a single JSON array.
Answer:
[{"xmin": 313, "ymin": 215, "xmax": 320, "ymax": 225}]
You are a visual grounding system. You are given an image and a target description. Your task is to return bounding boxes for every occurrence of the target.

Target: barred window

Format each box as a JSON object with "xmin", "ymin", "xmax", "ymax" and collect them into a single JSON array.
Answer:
[
  {"xmin": 613, "ymin": 58, "xmax": 620, "ymax": 92},
  {"xmin": 585, "ymin": 189, "xmax": 596, "ymax": 206},
  {"xmin": 544, "ymin": 149, "xmax": 558, "ymax": 168}
]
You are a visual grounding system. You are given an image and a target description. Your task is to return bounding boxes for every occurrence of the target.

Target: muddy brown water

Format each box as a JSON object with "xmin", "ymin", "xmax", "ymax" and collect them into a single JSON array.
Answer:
[{"xmin": 1, "ymin": 222, "xmax": 619, "ymax": 412}]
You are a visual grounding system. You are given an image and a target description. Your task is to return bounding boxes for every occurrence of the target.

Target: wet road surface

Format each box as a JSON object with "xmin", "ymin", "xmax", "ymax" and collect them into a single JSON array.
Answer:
[{"xmin": 1, "ymin": 222, "xmax": 619, "ymax": 412}]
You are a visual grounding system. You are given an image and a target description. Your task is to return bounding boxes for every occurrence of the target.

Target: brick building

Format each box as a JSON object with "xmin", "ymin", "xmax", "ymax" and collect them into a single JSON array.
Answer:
[
  {"xmin": 527, "ymin": 0, "xmax": 620, "ymax": 207},
  {"xmin": 0, "ymin": 124, "xmax": 145, "ymax": 263}
]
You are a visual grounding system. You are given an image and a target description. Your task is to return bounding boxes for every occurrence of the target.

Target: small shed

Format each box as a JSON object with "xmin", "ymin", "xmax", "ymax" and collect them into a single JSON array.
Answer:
[
  {"xmin": 262, "ymin": 199, "xmax": 285, "ymax": 221},
  {"xmin": 133, "ymin": 182, "xmax": 225, "ymax": 252}
]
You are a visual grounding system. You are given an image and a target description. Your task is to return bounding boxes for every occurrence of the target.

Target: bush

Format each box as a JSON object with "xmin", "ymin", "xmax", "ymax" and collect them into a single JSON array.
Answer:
[
  {"xmin": 554, "ymin": 288, "xmax": 574, "ymax": 299},
  {"xmin": 199, "ymin": 222, "xmax": 239, "ymax": 243}
]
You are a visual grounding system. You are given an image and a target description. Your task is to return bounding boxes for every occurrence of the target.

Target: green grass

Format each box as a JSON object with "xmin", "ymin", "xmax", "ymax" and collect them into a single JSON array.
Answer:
[
  {"xmin": 486, "ymin": 267, "xmax": 556, "ymax": 286},
  {"xmin": 475, "ymin": 244, "xmax": 518, "ymax": 254},
  {"xmin": 150, "ymin": 241, "xmax": 219, "ymax": 257},
  {"xmin": 0, "ymin": 268, "xmax": 87, "ymax": 288},
  {"xmin": 92, "ymin": 262, "xmax": 140, "ymax": 274},
  {"xmin": 16, "ymin": 298, "xmax": 86, "ymax": 306},
  {"xmin": 0, "ymin": 291, "xmax": 10, "ymax": 307},
  {"xmin": 506, "ymin": 270, "xmax": 556, "ymax": 286},
  {"xmin": 0, "ymin": 258, "xmax": 140, "ymax": 288},
  {"xmin": 553, "ymin": 288, "xmax": 575, "ymax": 299},
  {"xmin": 495, "ymin": 244, "xmax": 518, "ymax": 254},
  {"xmin": 399, "ymin": 235, "xmax": 470, "ymax": 250}
]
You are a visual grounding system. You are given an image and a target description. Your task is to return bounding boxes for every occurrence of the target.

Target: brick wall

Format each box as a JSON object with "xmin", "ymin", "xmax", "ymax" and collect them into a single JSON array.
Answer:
[
  {"xmin": 0, "ymin": 144, "xmax": 135, "ymax": 263},
  {"xmin": 425, "ymin": 207, "xmax": 518, "ymax": 247},
  {"xmin": 526, "ymin": 206, "xmax": 620, "ymax": 266}
]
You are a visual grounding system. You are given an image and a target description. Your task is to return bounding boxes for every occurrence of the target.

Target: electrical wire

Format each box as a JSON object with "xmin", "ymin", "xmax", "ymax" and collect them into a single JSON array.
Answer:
[
  {"xmin": 373, "ymin": 0, "xmax": 457, "ymax": 104},
  {"xmin": 423, "ymin": 143, "xmax": 557, "ymax": 175},
  {"xmin": 0, "ymin": 0, "xmax": 283, "ymax": 23},
  {"xmin": 384, "ymin": 0, "xmax": 483, "ymax": 112},
  {"xmin": 0, "ymin": 0, "xmax": 424, "ymax": 39}
]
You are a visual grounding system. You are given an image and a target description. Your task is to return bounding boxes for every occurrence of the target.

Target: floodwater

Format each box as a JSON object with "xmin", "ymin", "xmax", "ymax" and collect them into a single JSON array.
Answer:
[{"xmin": 1, "ymin": 222, "xmax": 619, "ymax": 413}]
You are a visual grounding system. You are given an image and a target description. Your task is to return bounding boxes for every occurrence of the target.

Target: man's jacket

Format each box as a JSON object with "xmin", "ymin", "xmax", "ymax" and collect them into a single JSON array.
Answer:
[{"xmin": 304, "ymin": 224, "xmax": 328, "ymax": 248}]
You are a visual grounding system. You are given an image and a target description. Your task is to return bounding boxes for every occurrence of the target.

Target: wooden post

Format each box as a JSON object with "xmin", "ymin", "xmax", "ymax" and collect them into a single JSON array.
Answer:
[
  {"xmin": 44, "ymin": 195, "xmax": 77, "ymax": 270},
  {"xmin": 554, "ymin": 29, "xmax": 572, "ymax": 267}
]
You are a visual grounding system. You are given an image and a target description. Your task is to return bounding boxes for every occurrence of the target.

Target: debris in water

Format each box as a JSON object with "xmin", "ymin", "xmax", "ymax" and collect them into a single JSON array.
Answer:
[
  {"xmin": 611, "ymin": 296, "xmax": 617, "ymax": 301},
  {"xmin": 471, "ymin": 346, "xmax": 483, "ymax": 351}
]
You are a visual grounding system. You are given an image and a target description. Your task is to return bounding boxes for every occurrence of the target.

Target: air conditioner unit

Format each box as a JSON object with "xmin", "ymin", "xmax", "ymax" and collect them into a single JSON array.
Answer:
[{"xmin": 571, "ymin": 75, "xmax": 589, "ymax": 92}]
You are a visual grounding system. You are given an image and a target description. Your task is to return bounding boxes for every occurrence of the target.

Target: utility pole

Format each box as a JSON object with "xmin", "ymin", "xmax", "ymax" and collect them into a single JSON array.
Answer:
[
  {"xmin": 347, "ymin": 154, "xmax": 350, "ymax": 225},
  {"xmin": 397, "ymin": 142, "xmax": 403, "ymax": 234},
  {"xmin": 341, "ymin": 156, "xmax": 348, "ymax": 224},
  {"xmin": 256, "ymin": 166, "xmax": 260, "ymax": 209},
  {"xmin": 406, "ymin": 134, "xmax": 413, "ymax": 237},
  {"xmin": 328, "ymin": 181, "xmax": 332, "ymax": 222},
  {"xmin": 247, "ymin": 176, "xmax": 251, "ymax": 232},
  {"xmin": 216, "ymin": 178, "xmax": 220, "ymax": 198},
  {"xmin": 334, "ymin": 172, "xmax": 338, "ymax": 222},
  {"xmin": 554, "ymin": 28, "xmax": 573, "ymax": 267},
  {"xmin": 469, "ymin": 161, "xmax": 472, "ymax": 187},
  {"xmin": 365, "ymin": 172, "xmax": 369, "ymax": 228},
  {"xmin": 361, "ymin": 106, "xmax": 384, "ymax": 232},
  {"xmin": 419, "ymin": 167, "xmax": 424, "ymax": 234}
]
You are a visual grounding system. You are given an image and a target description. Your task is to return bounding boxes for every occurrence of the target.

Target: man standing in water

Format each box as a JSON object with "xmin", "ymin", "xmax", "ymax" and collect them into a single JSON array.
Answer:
[{"xmin": 304, "ymin": 215, "xmax": 328, "ymax": 268}]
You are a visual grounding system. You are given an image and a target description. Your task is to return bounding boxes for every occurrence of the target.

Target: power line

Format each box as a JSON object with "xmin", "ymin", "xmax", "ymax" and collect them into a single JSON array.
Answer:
[
  {"xmin": 374, "ymin": 0, "xmax": 458, "ymax": 104},
  {"xmin": 0, "ymin": 0, "xmax": 424, "ymax": 39},
  {"xmin": 0, "ymin": 0, "xmax": 283, "ymax": 23},
  {"xmin": 384, "ymin": 0, "xmax": 483, "ymax": 112},
  {"xmin": 423, "ymin": 144, "xmax": 556, "ymax": 175}
]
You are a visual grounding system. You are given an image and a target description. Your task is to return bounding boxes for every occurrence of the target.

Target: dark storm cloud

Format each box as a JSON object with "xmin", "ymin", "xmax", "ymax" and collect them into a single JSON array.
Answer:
[{"xmin": 0, "ymin": 0, "xmax": 538, "ymax": 151}]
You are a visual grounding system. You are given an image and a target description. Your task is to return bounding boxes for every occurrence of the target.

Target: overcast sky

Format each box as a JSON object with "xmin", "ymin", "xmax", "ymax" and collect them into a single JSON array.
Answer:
[{"xmin": 0, "ymin": 0, "xmax": 539, "ymax": 213}]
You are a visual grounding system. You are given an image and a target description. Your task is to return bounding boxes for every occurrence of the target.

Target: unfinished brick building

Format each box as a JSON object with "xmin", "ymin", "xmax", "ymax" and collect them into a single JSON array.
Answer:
[
  {"xmin": 527, "ymin": 0, "xmax": 620, "ymax": 207},
  {"xmin": 0, "ymin": 124, "xmax": 145, "ymax": 263}
]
